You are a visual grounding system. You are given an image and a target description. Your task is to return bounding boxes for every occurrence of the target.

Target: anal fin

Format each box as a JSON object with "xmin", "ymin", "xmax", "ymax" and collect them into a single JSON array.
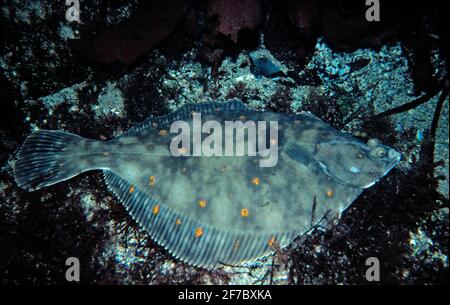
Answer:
[{"xmin": 102, "ymin": 170, "xmax": 297, "ymax": 269}]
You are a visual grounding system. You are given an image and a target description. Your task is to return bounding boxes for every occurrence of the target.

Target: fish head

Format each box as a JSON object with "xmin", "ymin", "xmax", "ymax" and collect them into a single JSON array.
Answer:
[{"xmin": 318, "ymin": 138, "xmax": 401, "ymax": 189}]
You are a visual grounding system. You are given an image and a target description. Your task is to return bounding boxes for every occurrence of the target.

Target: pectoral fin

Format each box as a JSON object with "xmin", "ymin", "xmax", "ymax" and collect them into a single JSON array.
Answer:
[{"xmin": 285, "ymin": 143, "xmax": 316, "ymax": 166}]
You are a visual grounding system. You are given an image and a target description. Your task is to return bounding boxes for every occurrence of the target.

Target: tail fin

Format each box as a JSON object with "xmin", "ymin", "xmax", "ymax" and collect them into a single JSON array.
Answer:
[{"xmin": 12, "ymin": 130, "xmax": 87, "ymax": 191}]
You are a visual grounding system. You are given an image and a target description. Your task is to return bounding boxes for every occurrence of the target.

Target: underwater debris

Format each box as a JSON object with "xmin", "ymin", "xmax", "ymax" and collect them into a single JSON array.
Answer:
[
  {"xmin": 92, "ymin": 81, "xmax": 126, "ymax": 119},
  {"xmin": 249, "ymin": 53, "xmax": 285, "ymax": 78},
  {"xmin": 374, "ymin": 82, "xmax": 448, "ymax": 118}
]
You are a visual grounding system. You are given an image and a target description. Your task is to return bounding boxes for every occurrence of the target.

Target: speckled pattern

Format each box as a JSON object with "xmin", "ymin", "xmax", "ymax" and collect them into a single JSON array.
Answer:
[
  {"xmin": 11, "ymin": 99, "xmax": 401, "ymax": 269},
  {"xmin": 0, "ymin": 0, "xmax": 448, "ymax": 285}
]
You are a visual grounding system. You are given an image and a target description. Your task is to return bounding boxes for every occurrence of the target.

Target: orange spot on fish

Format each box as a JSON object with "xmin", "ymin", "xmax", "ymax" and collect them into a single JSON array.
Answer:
[
  {"xmin": 240, "ymin": 208, "xmax": 249, "ymax": 217},
  {"xmin": 268, "ymin": 236, "xmax": 276, "ymax": 248},
  {"xmin": 239, "ymin": 115, "xmax": 246, "ymax": 121},
  {"xmin": 129, "ymin": 185, "xmax": 135, "ymax": 194},
  {"xmin": 153, "ymin": 204, "xmax": 160, "ymax": 215},
  {"xmin": 175, "ymin": 219, "xmax": 182, "ymax": 225},
  {"xmin": 326, "ymin": 190, "xmax": 333, "ymax": 198},
  {"xmin": 252, "ymin": 177, "xmax": 260, "ymax": 186},
  {"xmin": 270, "ymin": 138, "xmax": 277, "ymax": 145},
  {"xmin": 198, "ymin": 199, "xmax": 207, "ymax": 208},
  {"xmin": 149, "ymin": 176, "xmax": 155, "ymax": 187},
  {"xmin": 159, "ymin": 129, "xmax": 168, "ymax": 136},
  {"xmin": 195, "ymin": 227, "xmax": 204, "ymax": 238}
]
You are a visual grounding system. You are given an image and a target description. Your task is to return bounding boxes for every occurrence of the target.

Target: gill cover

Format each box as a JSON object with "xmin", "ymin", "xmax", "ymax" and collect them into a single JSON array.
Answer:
[{"xmin": 315, "ymin": 139, "xmax": 401, "ymax": 188}]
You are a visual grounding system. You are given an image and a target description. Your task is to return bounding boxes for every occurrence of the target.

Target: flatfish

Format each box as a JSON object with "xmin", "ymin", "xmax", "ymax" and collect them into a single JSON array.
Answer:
[{"xmin": 12, "ymin": 99, "xmax": 401, "ymax": 268}]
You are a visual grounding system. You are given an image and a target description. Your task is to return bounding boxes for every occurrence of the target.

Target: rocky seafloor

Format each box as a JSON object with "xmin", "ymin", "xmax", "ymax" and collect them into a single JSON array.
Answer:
[{"xmin": 0, "ymin": 0, "xmax": 448, "ymax": 284}]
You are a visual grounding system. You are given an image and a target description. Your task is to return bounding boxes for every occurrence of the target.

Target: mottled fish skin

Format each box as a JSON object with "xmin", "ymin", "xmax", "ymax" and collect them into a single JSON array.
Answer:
[{"xmin": 11, "ymin": 99, "xmax": 401, "ymax": 269}]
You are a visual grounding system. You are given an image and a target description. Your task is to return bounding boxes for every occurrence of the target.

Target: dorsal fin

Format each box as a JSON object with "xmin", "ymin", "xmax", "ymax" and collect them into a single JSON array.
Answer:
[
  {"xmin": 102, "ymin": 170, "xmax": 297, "ymax": 269},
  {"xmin": 122, "ymin": 99, "xmax": 250, "ymax": 136}
]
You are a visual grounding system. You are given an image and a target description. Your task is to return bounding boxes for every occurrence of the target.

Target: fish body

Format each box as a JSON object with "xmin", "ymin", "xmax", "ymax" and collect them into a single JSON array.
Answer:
[{"xmin": 12, "ymin": 99, "xmax": 401, "ymax": 268}]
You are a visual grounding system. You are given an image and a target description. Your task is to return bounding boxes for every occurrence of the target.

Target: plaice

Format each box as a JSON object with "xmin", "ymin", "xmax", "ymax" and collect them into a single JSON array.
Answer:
[{"xmin": 12, "ymin": 99, "xmax": 401, "ymax": 268}]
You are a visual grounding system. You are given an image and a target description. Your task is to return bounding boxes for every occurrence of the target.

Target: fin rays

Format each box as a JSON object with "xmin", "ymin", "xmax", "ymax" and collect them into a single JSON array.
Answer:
[
  {"xmin": 102, "ymin": 170, "xmax": 296, "ymax": 269},
  {"xmin": 122, "ymin": 99, "xmax": 250, "ymax": 137},
  {"xmin": 285, "ymin": 142, "xmax": 316, "ymax": 166}
]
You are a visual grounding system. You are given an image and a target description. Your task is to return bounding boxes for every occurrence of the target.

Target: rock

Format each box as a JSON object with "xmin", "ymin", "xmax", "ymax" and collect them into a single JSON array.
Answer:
[
  {"xmin": 321, "ymin": 1, "xmax": 381, "ymax": 51},
  {"xmin": 286, "ymin": 0, "xmax": 321, "ymax": 36},
  {"xmin": 249, "ymin": 51, "xmax": 285, "ymax": 78},
  {"xmin": 69, "ymin": 0, "xmax": 192, "ymax": 65},
  {"xmin": 206, "ymin": 0, "xmax": 262, "ymax": 44}
]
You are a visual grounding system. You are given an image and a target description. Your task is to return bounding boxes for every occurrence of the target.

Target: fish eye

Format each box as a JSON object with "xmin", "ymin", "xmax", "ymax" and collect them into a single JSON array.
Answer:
[
  {"xmin": 369, "ymin": 147, "xmax": 387, "ymax": 160},
  {"xmin": 377, "ymin": 149, "xmax": 387, "ymax": 157}
]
